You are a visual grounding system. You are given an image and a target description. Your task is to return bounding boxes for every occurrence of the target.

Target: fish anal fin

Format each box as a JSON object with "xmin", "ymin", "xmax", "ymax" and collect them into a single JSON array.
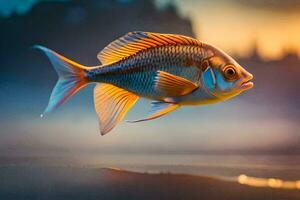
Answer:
[
  {"xmin": 127, "ymin": 101, "xmax": 179, "ymax": 123},
  {"xmin": 94, "ymin": 84, "xmax": 139, "ymax": 135},
  {"xmin": 155, "ymin": 71, "xmax": 198, "ymax": 97},
  {"xmin": 97, "ymin": 31, "xmax": 201, "ymax": 65}
]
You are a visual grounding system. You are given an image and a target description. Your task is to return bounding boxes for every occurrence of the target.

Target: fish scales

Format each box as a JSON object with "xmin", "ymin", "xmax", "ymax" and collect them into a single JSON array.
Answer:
[{"xmin": 89, "ymin": 45, "xmax": 204, "ymax": 99}]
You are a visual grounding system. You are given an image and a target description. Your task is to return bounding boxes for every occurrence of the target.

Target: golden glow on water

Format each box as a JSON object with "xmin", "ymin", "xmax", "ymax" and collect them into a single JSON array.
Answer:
[
  {"xmin": 107, "ymin": 167, "xmax": 123, "ymax": 171},
  {"xmin": 238, "ymin": 174, "xmax": 300, "ymax": 190}
]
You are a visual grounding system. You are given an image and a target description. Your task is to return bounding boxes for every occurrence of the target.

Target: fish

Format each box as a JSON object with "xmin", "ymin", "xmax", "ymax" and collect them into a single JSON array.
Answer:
[{"xmin": 35, "ymin": 31, "xmax": 253, "ymax": 135}]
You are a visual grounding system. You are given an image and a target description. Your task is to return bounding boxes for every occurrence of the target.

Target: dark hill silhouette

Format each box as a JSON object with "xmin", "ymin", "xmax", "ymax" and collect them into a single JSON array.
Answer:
[
  {"xmin": 0, "ymin": 0, "xmax": 194, "ymax": 115},
  {"xmin": 0, "ymin": 0, "xmax": 193, "ymax": 77}
]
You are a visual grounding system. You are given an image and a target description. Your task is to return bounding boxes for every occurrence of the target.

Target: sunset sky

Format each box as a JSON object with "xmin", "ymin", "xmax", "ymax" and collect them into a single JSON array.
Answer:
[
  {"xmin": 1, "ymin": 0, "xmax": 300, "ymax": 60},
  {"xmin": 156, "ymin": 0, "xmax": 300, "ymax": 60}
]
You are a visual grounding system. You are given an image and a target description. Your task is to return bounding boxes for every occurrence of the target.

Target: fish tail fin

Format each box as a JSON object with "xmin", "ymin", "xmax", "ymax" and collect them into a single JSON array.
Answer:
[{"xmin": 34, "ymin": 45, "xmax": 89, "ymax": 116}]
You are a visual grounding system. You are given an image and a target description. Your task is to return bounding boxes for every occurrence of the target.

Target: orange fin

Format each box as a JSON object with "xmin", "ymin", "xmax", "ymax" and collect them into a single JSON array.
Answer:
[
  {"xmin": 127, "ymin": 101, "xmax": 179, "ymax": 123},
  {"xmin": 94, "ymin": 83, "xmax": 139, "ymax": 135},
  {"xmin": 34, "ymin": 45, "xmax": 88, "ymax": 116},
  {"xmin": 97, "ymin": 31, "xmax": 201, "ymax": 65},
  {"xmin": 155, "ymin": 71, "xmax": 198, "ymax": 97}
]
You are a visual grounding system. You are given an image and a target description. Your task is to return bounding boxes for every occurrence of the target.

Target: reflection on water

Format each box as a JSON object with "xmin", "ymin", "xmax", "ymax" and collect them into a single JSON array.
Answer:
[
  {"xmin": 238, "ymin": 174, "xmax": 300, "ymax": 190},
  {"xmin": 76, "ymin": 154, "xmax": 300, "ymax": 180}
]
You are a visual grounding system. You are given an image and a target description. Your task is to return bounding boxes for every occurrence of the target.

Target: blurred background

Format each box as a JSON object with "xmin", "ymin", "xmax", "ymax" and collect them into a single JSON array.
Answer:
[{"xmin": 0, "ymin": 0, "xmax": 299, "ymax": 185}]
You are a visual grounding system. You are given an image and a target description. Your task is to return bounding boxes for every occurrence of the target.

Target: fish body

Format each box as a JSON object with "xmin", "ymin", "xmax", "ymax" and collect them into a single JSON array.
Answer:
[
  {"xmin": 88, "ymin": 44, "xmax": 210, "ymax": 104},
  {"xmin": 36, "ymin": 31, "xmax": 253, "ymax": 135}
]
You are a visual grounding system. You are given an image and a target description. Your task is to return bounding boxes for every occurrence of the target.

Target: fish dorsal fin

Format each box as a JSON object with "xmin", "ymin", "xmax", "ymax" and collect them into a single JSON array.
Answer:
[
  {"xmin": 155, "ymin": 70, "xmax": 199, "ymax": 97},
  {"xmin": 94, "ymin": 83, "xmax": 139, "ymax": 135},
  {"xmin": 98, "ymin": 31, "xmax": 201, "ymax": 65},
  {"xmin": 127, "ymin": 101, "xmax": 179, "ymax": 123}
]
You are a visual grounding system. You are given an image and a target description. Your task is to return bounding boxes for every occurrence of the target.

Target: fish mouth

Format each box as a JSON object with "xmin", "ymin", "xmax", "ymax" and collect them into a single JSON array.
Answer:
[{"xmin": 240, "ymin": 80, "xmax": 254, "ymax": 90}]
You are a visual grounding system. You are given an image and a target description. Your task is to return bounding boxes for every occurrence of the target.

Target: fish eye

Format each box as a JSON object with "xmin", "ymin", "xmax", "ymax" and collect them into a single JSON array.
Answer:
[{"xmin": 223, "ymin": 65, "xmax": 238, "ymax": 81}]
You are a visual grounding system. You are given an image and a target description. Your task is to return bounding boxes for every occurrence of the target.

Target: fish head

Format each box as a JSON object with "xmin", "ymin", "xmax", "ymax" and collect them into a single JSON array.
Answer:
[{"xmin": 201, "ymin": 44, "xmax": 253, "ymax": 100}]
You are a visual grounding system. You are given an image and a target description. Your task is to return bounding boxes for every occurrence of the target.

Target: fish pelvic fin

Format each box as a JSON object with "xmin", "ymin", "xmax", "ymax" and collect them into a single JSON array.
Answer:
[
  {"xmin": 94, "ymin": 83, "xmax": 139, "ymax": 135},
  {"xmin": 34, "ymin": 45, "xmax": 89, "ymax": 116},
  {"xmin": 127, "ymin": 101, "xmax": 179, "ymax": 123}
]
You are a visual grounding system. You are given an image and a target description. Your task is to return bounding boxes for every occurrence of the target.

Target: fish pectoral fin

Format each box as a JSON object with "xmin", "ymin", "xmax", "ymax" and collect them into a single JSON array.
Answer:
[
  {"xmin": 127, "ymin": 101, "xmax": 179, "ymax": 123},
  {"xmin": 155, "ymin": 70, "xmax": 198, "ymax": 97},
  {"xmin": 94, "ymin": 83, "xmax": 139, "ymax": 135}
]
